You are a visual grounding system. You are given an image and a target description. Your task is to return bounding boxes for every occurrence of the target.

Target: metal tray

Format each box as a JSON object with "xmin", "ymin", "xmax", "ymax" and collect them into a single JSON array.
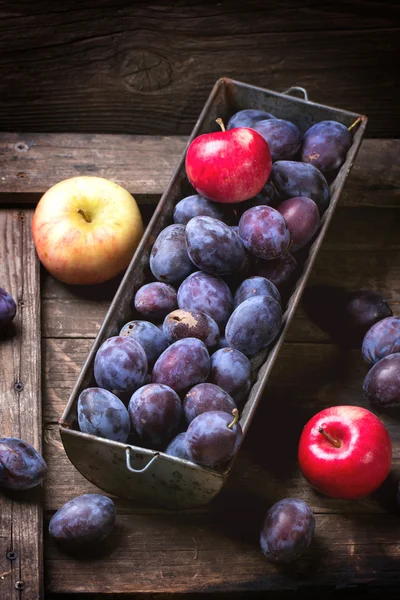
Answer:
[{"xmin": 60, "ymin": 78, "xmax": 367, "ymax": 509}]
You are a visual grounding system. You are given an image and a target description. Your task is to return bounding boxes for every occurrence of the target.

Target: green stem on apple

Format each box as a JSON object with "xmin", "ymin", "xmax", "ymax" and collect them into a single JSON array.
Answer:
[
  {"xmin": 227, "ymin": 408, "xmax": 239, "ymax": 429},
  {"xmin": 216, "ymin": 118, "xmax": 226, "ymax": 132},
  {"xmin": 348, "ymin": 117, "xmax": 362, "ymax": 133},
  {"xmin": 318, "ymin": 427, "xmax": 341, "ymax": 448}
]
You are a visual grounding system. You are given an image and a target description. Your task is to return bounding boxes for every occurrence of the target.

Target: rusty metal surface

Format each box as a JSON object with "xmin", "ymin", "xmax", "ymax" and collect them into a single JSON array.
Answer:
[{"xmin": 60, "ymin": 77, "xmax": 367, "ymax": 509}]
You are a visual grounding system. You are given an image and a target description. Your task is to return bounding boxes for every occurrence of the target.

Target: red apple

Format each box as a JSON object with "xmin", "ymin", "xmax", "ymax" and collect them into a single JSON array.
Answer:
[
  {"xmin": 298, "ymin": 406, "xmax": 391, "ymax": 500},
  {"xmin": 32, "ymin": 176, "xmax": 143, "ymax": 285},
  {"xmin": 185, "ymin": 119, "xmax": 272, "ymax": 203}
]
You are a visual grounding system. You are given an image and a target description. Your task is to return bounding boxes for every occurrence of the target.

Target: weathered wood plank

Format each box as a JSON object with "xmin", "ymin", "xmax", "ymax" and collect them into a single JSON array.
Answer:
[
  {"xmin": 0, "ymin": 135, "xmax": 399, "ymax": 208},
  {"xmin": 44, "ymin": 511, "xmax": 400, "ymax": 594},
  {"xmin": 0, "ymin": 1, "xmax": 399, "ymax": 137},
  {"xmin": 0, "ymin": 210, "xmax": 43, "ymax": 599}
]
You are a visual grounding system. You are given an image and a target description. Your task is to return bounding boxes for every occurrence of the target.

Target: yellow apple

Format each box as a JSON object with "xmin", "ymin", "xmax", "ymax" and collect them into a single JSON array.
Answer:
[{"xmin": 32, "ymin": 176, "xmax": 143, "ymax": 285}]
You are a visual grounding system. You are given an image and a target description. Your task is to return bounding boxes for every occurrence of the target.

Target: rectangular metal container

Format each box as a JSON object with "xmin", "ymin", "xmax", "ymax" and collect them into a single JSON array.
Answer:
[{"xmin": 60, "ymin": 78, "xmax": 367, "ymax": 509}]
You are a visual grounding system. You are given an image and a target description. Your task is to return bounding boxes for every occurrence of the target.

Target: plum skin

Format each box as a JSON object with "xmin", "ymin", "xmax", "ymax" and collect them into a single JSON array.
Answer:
[
  {"xmin": 226, "ymin": 295, "xmax": 282, "ymax": 356},
  {"xmin": 152, "ymin": 337, "xmax": 210, "ymax": 393},
  {"xmin": 209, "ymin": 348, "xmax": 252, "ymax": 405},
  {"xmin": 185, "ymin": 410, "xmax": 243, "ymax": 468},
  {"xmin": 120, "ymin": 320, "xmax": 168, "ymax": 367},
  {"xmin": 77, "ymin": 387, "xmax": 130, "ymax": 443},
  {"xmin": 49, "ymin": 494, "xmax": 116, "ymax": 548},
  {"xmin": 177, "ymin": 271, "xmax": 233, "ymax": 330},
  {"xmin": 183, "ymin": 383, "xmax": 237, "ymax": 424},
  {"xmin": 162, "ymin": 309, "xmax": 219, "ymax": 348},
  {"xmin": 362, "ymin": 317, "xmax": 400, "ymax": 365},
  {"xmin": 260, "ymin": 498, "xmax": 315, "ymax": 563},
  {"xmin": 94, "ymin": 335, "xmax": 148, "ymax": 395},
  {"xmin": 128, "ymin": 383, "xmax": 182, "ymax": 449},
  {"xmin": 0, "ymin": 437, "xmax": 47, "ymax": 491},
  {"xmin": 134, "ymin": 282, "xmax": 177, "ymax": 321}
]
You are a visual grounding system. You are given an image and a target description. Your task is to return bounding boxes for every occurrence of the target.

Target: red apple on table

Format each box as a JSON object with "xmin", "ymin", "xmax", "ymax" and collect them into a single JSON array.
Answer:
[
  {"xmin": 185, "ymin": 119, "xmax": 272, "ymax": 203},
  {"xmin": 298, "ymin": 405, "xmax": 391, "ymax": 500},
  {"xmin": 32, "ymin": 176, "xmax": 143, "ymax": 285}
]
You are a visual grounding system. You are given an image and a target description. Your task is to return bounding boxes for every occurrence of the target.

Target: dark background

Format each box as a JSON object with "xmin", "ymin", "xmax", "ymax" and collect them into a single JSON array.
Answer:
[{"xmin": 0, "ymin": 0, "xmax": 399, "ymax": 137}]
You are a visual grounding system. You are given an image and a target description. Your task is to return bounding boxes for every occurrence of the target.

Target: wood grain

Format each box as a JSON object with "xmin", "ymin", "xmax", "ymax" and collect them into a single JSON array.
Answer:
[
  {"xmin": 0, "ymin": 1, "xmax": 399, "ymax": 137},
  {"xmin": 0, "ymin": 135, "xmax": 399, "ymax": 208},
  {"xmin": 44, "ymin": 511, "xmax": 400, "ymax": 594},
  {"xmin": 0, "ymin": 210, "xmax": 43, "ymax": 599}
]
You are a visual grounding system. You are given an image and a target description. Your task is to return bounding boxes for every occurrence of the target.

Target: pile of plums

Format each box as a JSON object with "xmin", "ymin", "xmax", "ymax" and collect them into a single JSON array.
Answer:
[{"xmin": 77, "ymin": 106, "xmax": 358, "ymax": 477}]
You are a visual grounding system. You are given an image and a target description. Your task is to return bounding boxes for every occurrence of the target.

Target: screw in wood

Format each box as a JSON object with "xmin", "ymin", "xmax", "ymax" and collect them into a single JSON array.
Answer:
[
  {"xmin": 6, "ymin": 551, "xmax": 17, "ymax": 561},
  {"xmin": 14, "ymin": 142, "xmax": 28, "ymax": 153},
  {"xmin": 14, "ymin": 381, "xmax": 24, "ymax": 392},
  {"xmin": 15, "ymin": 581, "xmax": 25, "ymax": 590}
]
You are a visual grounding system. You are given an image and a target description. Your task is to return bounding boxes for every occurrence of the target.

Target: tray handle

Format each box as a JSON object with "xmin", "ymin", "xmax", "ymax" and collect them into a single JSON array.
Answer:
[
  {"xmin": 282, "ymin": 86, "xmax": 309, "ymax": 102},
  {"xmin": 125, "ymin": 447, "xmax": 160, "ymax": 474}
]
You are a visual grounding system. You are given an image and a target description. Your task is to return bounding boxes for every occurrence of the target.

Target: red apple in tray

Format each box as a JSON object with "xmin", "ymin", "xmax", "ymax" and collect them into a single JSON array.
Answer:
[
  {"xmin": 185, "ymin": 119, "xmax": 272, "ymax": 203},
  {"xmin": 298, "ymin": 406, "xmax": 391, "ymax": 500}
]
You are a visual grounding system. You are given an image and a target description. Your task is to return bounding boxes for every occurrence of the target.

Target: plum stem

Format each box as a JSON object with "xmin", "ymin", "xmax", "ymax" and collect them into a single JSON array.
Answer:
[
  {"xmin": 228, "ymin": 408, "xmax": 239, "ymax": 429},
  {"xmin": 318, "ymin": 427, "xmax": 341, "ymax": 448},
  {"xmin": 348, "ymin": 117, "xmax": 362, "ymax": 133},
  {"xmin": 216, "ymin": 118, "xmax": 226, "ymax": 132}
]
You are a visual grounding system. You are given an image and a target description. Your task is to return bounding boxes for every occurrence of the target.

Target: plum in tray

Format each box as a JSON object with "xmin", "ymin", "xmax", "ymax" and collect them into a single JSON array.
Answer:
[
  {"xmin": 134, "ymin": 282, "xmax": 177, "ymax": 321},
  {"xmin": 94, "ymin": 335, "xmax": 148, "ymax": 396},
  {"xmin": 178, "ymin": 271, "xmax": 233, "ymax": 330},
  {"xmin": 152, "ymin": 338, "xmax": 210, "ymax": 393},
  {"xmin": 120, "ymin": 320, "xmax": 168, "ymax": 367},
  {"xmin": 238, "ymin": 206, "xmax": 291, "ymax": 260},
  {"xmin": 234, "ymin": 276, "xmax": 280, "ymax": 308},
  {"xmin": 253, "ymin": 118, "xmax": 301, "ymax": 162},
  {"xmin": 185, "ymin": 216, "xmax": 245, "ymax": 276},
  {"xmin": 277, "ymin": 196, "xmax": 320, "ymax": 251},
  {"xmin": 129, "ymin": 383, "xmax": 182, "ymax": 449},
  {"xmin": 301, "ymin": 120, "xmax": 352, "ymax": 174},
  {"xmin": 183, "ymin": 383, "xmax": 237, "ymax": 424},
  {"xmin": 163, "ymin": 309, "xmax": 219, "ymax": 349},
  {"xmin": 186, "ymin": 409, "xmax": 242, "ymax": 468},
  {"xmin": 150, "ymin": 224, "xmax": 193, "ymax": 285},
  {"xmin": 78, "ymin": 387, "xmax": 130, "ymax": 443},
  {"xmin": 174, "ymin": 194, "xmax": 235, "ymax": 226},
  {"xmin": 271, "ymin": 161, "xmax": 330, "ymax": 214},
  {"xmin": 226, "ymin": 295, "xmax": 281, "ymax": 356},
  {"xmin": 227, "ymin": 108, "xmax": 275, "ymax": 129},
  {"xmin": 210, "ymin": 348, "xmax": 252, "ymax": 405}
]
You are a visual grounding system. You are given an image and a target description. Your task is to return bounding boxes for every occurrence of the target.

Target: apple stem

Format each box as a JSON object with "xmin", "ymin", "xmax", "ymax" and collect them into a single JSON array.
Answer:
[
  {"xmin": 348, "ymin": 117, "xmax": 362, "ymax": 133},
  {"xmin": 227, "ymin": 408, "xmax": 239, "ymax": 429},
  {"xmin": 77, "ymin": 208, "xmax": 92, "ymax": 223},
  {"xmin": 318, "ymin": 427, "xmax": 341, "ymax": 448},
  {"xmin": 216, "ymin": 118, "xmax": 226, "ymax": 132}
]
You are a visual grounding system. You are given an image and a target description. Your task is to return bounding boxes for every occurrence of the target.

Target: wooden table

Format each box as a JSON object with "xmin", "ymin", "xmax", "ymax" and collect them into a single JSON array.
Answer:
[{"xmin": 0, "ymin": 133, "xmax": 399, "ymax": 598}]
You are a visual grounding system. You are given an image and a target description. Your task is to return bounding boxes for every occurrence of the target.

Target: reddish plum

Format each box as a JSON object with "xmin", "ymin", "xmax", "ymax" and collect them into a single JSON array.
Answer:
[{"xmin": 277, "ymin": 196, "xmax": 320, "ymax": 251}]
